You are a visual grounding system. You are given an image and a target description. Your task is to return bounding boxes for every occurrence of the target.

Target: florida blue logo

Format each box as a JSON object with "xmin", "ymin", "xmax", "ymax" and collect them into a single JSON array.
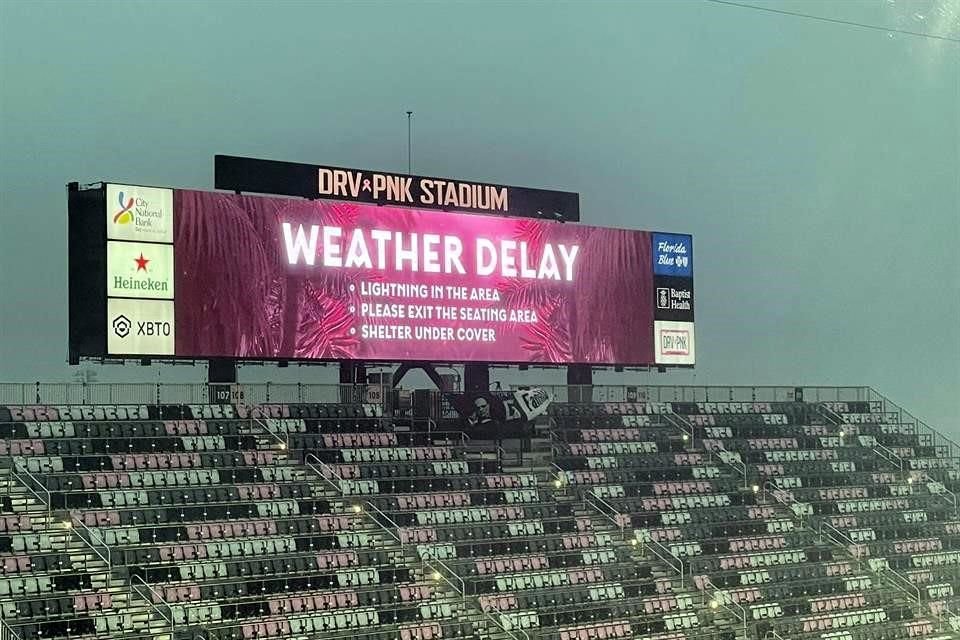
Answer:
[{"xmin": 653, "ymin": 233, "xmax": 692, "ymax": 277}]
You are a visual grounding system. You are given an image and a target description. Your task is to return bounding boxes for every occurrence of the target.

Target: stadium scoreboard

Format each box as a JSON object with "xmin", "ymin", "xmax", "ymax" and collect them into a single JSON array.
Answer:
[{"xmin": 68, "ymin": 176, "xmax": 694, "ymax": 367}]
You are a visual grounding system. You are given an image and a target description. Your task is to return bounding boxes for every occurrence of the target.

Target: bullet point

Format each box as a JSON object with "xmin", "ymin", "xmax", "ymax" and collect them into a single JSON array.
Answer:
[
  {"xmin": 349, "ymin": 328, "xmax": 356, "ymax": 335},
  {"xmin": 348, "ymin": 284, "xmax": 355, "ymax": 292}
]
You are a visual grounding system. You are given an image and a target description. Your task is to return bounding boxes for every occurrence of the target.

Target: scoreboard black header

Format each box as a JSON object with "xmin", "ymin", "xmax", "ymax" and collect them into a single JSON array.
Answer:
[{"xmin": 214, "ymin": 155, "xmax": 580, "ymax": 221}]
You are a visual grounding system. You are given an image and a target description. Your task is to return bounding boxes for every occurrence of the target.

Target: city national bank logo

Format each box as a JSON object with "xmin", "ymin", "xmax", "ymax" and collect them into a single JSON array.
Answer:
[
  {"xmin": 660, "ymin": 328, "xmax": 690, "ymax": 356},
  {"xmin": 112, "ymin": 192, "xmax": 164, "ymax": 230},
  {"xmin": 106, "ymin": 184, "xmax": 173, "ymax": 242},
  {"xmin": 113, "ymin": 191, "xmax": 134, "ymax": 225}
]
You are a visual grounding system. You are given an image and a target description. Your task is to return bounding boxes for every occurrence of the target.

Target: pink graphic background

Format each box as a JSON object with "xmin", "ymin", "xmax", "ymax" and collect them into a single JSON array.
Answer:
[{"xmin": 174, "ymin": 190, "xmax": 653, "ymax": 364}]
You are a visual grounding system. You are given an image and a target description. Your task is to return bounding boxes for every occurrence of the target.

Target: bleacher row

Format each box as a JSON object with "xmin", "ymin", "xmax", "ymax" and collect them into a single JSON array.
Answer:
[{"xmin": 0, "ymin": 399, "xmax": 958, "ymax": 640}]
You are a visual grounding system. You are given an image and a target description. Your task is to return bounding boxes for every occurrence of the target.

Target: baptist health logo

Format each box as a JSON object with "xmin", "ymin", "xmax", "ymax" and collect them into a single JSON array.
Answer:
[
  {"xmin": 106, "ymin": 184, "xmax": 174, "ymax": 243},
  {"xmin": 113, "ymin": 191, "xmax": 135, "ymax": 225}
]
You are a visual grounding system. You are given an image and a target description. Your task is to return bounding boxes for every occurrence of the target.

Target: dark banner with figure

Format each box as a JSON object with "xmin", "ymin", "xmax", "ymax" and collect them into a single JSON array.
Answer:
[{"xmin": 449, "ymin": 389, "xmax": 552, "ymax": 439}]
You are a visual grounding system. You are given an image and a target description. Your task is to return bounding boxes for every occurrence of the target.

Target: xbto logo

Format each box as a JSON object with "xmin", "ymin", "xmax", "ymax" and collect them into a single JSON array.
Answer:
[{"xmin": 112, "ymin": 315, "xmax": 131, "ymax": 338}]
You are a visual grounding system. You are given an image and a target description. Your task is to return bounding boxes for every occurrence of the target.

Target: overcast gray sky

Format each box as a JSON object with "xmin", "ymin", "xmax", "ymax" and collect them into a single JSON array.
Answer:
[{"xmin": 1, "ymin": 0, "xmax": 957, "ymax": 434}]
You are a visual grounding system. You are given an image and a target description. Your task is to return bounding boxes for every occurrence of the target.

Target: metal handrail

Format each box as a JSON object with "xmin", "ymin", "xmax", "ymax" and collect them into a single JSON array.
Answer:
[
  {"xmin": 874, "ymin": 443, "xmax": 905, "ymax": 471},
  {"xmin": 706, "ymin": 444, "xmax": 749, "ymax": 489},
  {"xmin": 761, "ymin": 480, "xmax": 810, "ymax": 527},
  {"xmin": 304, "ymin": 453, "xmax": 346, "ymax": 494},
  {"xmin": 482, "ymin": 608, "xmax": 530, "ymax": 640},
  {"xmin": 70, "ymin": 516, "xmax": 111, "ymax": 584},
  {"xmin": 914, "ymin": 472, "xmax": 960, "ymax": 514},
  {"xmin": 662, "ymin": 410, "xmax": 694, "ymax": 441},
  {"xmin": 642, "ymin": 536, "xmax": 685, "ymax": 588},
  {"xmin": 360, "ymin": 500, "xmax": 403, "ymax": 547},
  {"xmin": 9, "ymin": 466, "xmax": 51, "ymax": 519},
  {"xmin": 700, "ymin": 577, "xmax": 748, "ymax": 639},
  {"xmin": 868, "ymin": 387, "xmax": 959, "ymax": 460},
  {"xmin": 0, "ymin": 618, "xmax": 23, "ymax": 640},
  {"xmin": 816, "ymin": 403, "xmax": 845, "ymax": 426},
  {"xmin": 816, "ymin": 519, "xmax": 854, "ymax": 545},
  {"xmin": 251, "ymin": 415, "xmax": 288, "ymax": 451},
  {"xmin": 423, "ymin": 556, "xmax": 466, "ymax": 600},
  {"xmin": 584, "ymin": 491, "xmax": 626, "ymax": 539},
  {"xmin": 880, "ymin": 566, "xmax": 922, "ymax": 611},
  {"xmin": 129, "ymin": 574, "xmax": 175, "ymax": 634}
]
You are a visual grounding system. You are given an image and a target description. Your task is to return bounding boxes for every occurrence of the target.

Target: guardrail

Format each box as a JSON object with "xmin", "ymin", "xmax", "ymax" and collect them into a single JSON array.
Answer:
[
  {"xmin": 639, "ymin": 535, "xmax": 685, "ymax": 588},
  {"xmin": 9, "ymin": 465, "xmax": 51, "ymax": 520},
  {"xmin": 481, "ymin": 609, "xmax": 530, "ymax": 640},
  {"xmin": 912, "ymin": 472, "xmax": 959, "ymax": 515},
  {"xmin": 304, "ymin": 453, "xmax": 346, "ymax": 495},
  {"xmin": 699, "ymin": 577, "xmax": 748, "ymax": 639},
  {"xmin": 873, "ymin": 443, "xmax": 905, "ymax": 471},
  {"xmin": 423, "ymin": 556, "xmax": 466, "ymax": 600},
  {"xmin": 817, "ymin": 520, "xmax": 864, "ymax": 568},
  {"xmin": 584, "ymin": 492, "xmax": 626, "ymax": 539},
  {"xmin": 130, "ymin": 574, "xmax": 174, "ymax": 636},
  {"xmin": 360, "ymin": 500, "xmax": 404, "ymax": 548},
  {"xmin": 662, "ymin": 411, "xmax": 694, "ymax": 441},
  {"xmin": 761, "ymin": 481, "xmax": 810, "ymax": 527},
  {"xmin": 0, "ymin": 619, "xmax": 23, "ymax": 640},
  {"xmin": 880, "ymin": 566, "xmax": 922, "ymax": 612},
  {"xmin": 707, "ymin": 445, "xmax": 749, "ymax": 490},
  {"xmin": 251, "ymin": 415, "xmax": 288, "ymax": 450},
  {"xmin": 816, "ymin": 403, "xmax": 845, "ymax": 426},
  {"xmin": 0, "ymin": 381, "xmax": 393, "ymax": 406},
  {"xmin": 867, "ymin": 388, "xmax": 958, "ymax": 461},
  {"xmin": 70, "ymin": 516, "xmax": 112, "ymax": 586}
]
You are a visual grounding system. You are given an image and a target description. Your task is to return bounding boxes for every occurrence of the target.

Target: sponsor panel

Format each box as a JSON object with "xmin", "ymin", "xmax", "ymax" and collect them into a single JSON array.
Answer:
[
  {"xmin": 107, "ymin": 298, "xmax": 175, "ymax": 356},
  {"xmin": 107, "ymin": 241, "xmax": 174, "ymax": 299},
  {"xmin": 654, "ymin": 320, "xmax": 695, "ymax": 365},
  {"xmin": 106, "ymin": 184, "xmax": 174, "ymax": 243},
  {"xmin": 652, "ymin": 233, "xmax": 692, "ymax": 277},
  {"xmin": 654, "ymin": 275, "xmax": 694, "ymax": 322}
]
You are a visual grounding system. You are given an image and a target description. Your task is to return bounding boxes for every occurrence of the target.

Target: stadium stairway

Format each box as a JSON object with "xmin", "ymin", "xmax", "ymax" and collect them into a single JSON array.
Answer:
[{"xmin": 0, "ymin": 464, "xmax": 164, "ymax": 640}]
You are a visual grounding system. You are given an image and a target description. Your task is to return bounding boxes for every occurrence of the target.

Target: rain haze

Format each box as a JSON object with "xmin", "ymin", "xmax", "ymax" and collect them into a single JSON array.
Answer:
[{"xmin": 0, "ymin": 1, "xmax": 957, "ymax": 434}]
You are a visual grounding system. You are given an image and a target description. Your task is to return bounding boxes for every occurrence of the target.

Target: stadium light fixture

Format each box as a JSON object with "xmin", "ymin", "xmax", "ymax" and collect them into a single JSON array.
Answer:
[
  {"xmin": 682, "ymin": 434, "xmax": 689, "ymax": 442},
  {"xmin": 352, "ymin": 504, "xmax": 363, "ymax": 513},
  {"xmin": 62, "ymin": 521, "xmax": 73, "ymax": 530},
  {"xmin": 751, "ymin": 485, "xmax": 759, "ymax": 493},
  {"xmin": 431, "ymin": 571, "xmax": 442, "ymax": 581},
  {"xmin": 709, "ymin": 600, "xmax": 719, "ymax": 610}
]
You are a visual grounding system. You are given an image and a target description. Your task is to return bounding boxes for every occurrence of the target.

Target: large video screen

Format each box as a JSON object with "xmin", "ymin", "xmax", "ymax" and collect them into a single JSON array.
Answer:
[{"xmin": 69, "ymin": 184, "xmax": 694, "ymax": 366}]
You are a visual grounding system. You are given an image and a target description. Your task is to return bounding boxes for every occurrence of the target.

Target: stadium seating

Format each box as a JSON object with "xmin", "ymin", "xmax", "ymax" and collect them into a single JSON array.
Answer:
[
  {"xmin": 1, "ymin": 394, "xmax": 958, "ymax": 640},
  {"xmin": 550, "ymin": 400, "xmax": 959, "ymax": 639}
]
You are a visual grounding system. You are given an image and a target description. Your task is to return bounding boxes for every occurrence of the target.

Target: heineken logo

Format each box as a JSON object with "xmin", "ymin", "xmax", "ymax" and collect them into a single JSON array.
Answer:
[
  {"xmin": 106, "ymin": 242, "xmax": 174, "ymax": 300},
  {"xmin": 113, "ymin": 274, "xmax": 169, "ymax": 292},
  {"xmin": 113, "ymin": 252, "xmax": 169, "ymax": 292}
]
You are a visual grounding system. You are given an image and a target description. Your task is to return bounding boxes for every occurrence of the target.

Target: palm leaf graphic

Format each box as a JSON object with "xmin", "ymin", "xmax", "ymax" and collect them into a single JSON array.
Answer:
[{"xmin": 175, "ymin": 191, "xmax": 273, "ymax": 357}]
